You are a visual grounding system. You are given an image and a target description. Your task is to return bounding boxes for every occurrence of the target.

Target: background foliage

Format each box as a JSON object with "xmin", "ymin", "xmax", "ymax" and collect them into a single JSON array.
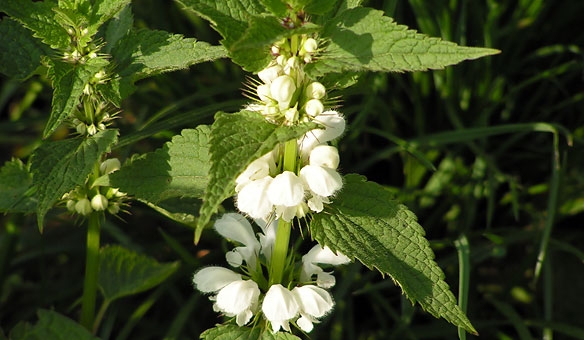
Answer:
[{"xmin": 1, "ymin": 0, "xmax": 584, "ymax": 339}]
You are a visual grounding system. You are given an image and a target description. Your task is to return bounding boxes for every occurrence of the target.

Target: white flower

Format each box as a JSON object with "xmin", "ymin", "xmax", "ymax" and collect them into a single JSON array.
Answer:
[
  {"xmin": 292, "ymin": 285, "xmax": 334, "ymax": 332},
  {"xmin": 262, "ymin": 284, "xmax": 299, "ymax": 332},
  {"xmin": 300, "ymin": 165, "xmax": 343, "ymax": 197},
  {"xmin": 90, "ymin": 194, "xmax": 108, "ymax": 211},
  {"xmin": 300, "ymin": 111, "xmax": 346, "ymax": 155},
  {"xmin": 75, "ymin": 198, "xmax": 93, "ymax": 216},
  {"xmin": 215, "ymin": 279, "xmax": 261, "ymax": 326},
  {"xmin": 236, "ymin": 176, "xmax": 274, "ymax": 220},
  {"xmin": 270, "ymin": 75, "xmax": 296, "ymax": 109},
  {"xmin": 309, "ymin": 145, "xmax": 340, "ymax": 169},
  {"xmin": 193, "ymin": 266, "xmax": 242, "ymax": 293},
  {"xmin": 99, "ymin": 158, "xmax": 121, "ymax": 175},
  {"xmin": 257, "ymin": 84, "xmax": 272, "ymax": 102},
  {"xmin": 307, "ymin": 194, "xmax": 329, "ymax": 213},
  {"xmin": 267, "ymin": 171, "xmax": 304, "ymax": 207},
  {"xmin": 304, "ymin": 99, "xmax": 324, "ymax": 117},
  {"xmin": 258, "ymin": 65, "xmax": 283, "ymax": 84},
  {"xmin": 235, "ymin": 152, "xmax": 275, "ymax": 191},
  {"xmin": 214, "ymin": 213, "xmax": 260, "ymax": 268},
  {"xmin": 300, "ymin": 245, "xmax": 351, "ymax": 288}
]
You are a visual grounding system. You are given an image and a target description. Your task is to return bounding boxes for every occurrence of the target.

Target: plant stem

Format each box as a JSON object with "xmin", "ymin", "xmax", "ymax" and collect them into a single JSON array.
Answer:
[
  {"xmin": 80, "ymin": 212, "xmax": 102, "ymax": 331},
  {"xmin": 269, "ymin": 139, "xmax": 298, "ymax": 285},
  {"xmin": 269, "ymin": 218, "xmax": 292, "ymax": 285}
]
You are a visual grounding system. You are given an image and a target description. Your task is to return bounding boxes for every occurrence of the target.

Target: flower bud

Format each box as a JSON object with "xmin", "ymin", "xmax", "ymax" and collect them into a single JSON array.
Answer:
[
  {"xmin": 107, "ymin": 202, "xmax": 120, "ymax": 215},
  {"xmin": 284, "ymin": 107, "xmax": 298, "ymax": 122},
  {"xmin": 66, "ymin": 199, "xmax": 76, "ymax": 212},
  {"xmin": 100, "ymin": 158, "xmax": 121, "ymax": 175},
  {"xmin": 304, "ymin": 99, "xmax": 324, "ymax": 117},
  {"xmin": 303, "ymin": 38, "xmax": 318, "ymax": 53},
  {"xmin": 91, "ymin": 194, "xmax": 108, "ymax": 211},
  {"xmin": 75, "ymin": 198, "xmax": 93, "ymax": 216},
  {"xmin": 305, "ymin": 82, "xmax": 326, "ymax": 100},
  {"xmin": 87, "ymin": 124, "xmax": 97, "ymax": 135},
  {"xmin": 270, "ymin": 75, "xmax": 296, "ymax": 107},
  {"xmin": 76, "ymin": 122, "xmax": 87, "ymax": 135}
]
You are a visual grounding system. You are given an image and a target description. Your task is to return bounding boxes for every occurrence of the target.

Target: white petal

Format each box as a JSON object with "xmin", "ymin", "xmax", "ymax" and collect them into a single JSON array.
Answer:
[
  {"xmin": 236, "ymin": 309, "xmax": 254, "ymax": 326},
  {"xmin": 300, "ymin": 165, "xmax": 343, "ymax": 197},
  {"xmin": 216, "ymin": 280, "xmax": 260, "ymax": 314},
  {"xmin": 267, "ymin": 171, "xmax": 304, "ymax": 207},
  {"xmin": 193, "ymin": 267, "xmax": 241, "ymax": 293},
  {"xmin": 235, "ymin": 157, "xmax": 271, "ymax": 191},
  {"xmin": 262, "ymin": 284, "xmax": 299, "ymax": 332},
  {"xmin": 305, "ymin": 82, "xmax": 326, "ymax": 100},
  {"xmin": 307, "ymin": 195, "xmax": 327, "ymax": 213},
  {"xmin": 236, "ymin": 177, "xmax": 274, "ymax": 219},
  {"xmin": 304, "ymin": 99, "xmax": 323, "ymax": 117},
  {"xmin": 309, "ymin": 145, "xmax": 340, "ymax": 169},
  {"xmin": 297, "ymin": 315, "xmax": 315, "ymax": 332},
  {"xmin": 257, "ymin": 84, "xmax": 272, "ymax": 102},
  {"xmin": 270, "ymin": 75, "xmax": 296, "ymax": 106},
  {"xmin": 275, "ymin": 205, "xmax": 298, "ymax": 222},
  {"xmin": 316, "ymin": 272, "xmax": 336, "ymax": 289},
  {"xmin": 292, "ymin": 285, "xmax": 334, "ymax": 318},
  {"xmin": 225, "ymin": 250, "xmax": 243, "ymax": 267},
  {"xmin": 299, "ymin": 111, "xmax": 345, "ymax": 154},
  {"xmin": 214, "ymin": 213, "xmax": 259, "ymax": 249},
  {"xmin": 304, "ymin": 245, "xmax": 351, "ymax": 266},
  {"xmin": 258, "ymin": 65, "xmax": 283, "ymax": 84},
  {"xmin": 258, "ymin": 219, "xmax": 278, "ymax": 260}
]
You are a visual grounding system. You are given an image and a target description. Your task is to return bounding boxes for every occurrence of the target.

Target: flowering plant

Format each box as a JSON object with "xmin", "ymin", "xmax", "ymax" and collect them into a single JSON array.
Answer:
[{"xmin": 0, "ymin": 0, "xmax": 500, "ymax": 338}]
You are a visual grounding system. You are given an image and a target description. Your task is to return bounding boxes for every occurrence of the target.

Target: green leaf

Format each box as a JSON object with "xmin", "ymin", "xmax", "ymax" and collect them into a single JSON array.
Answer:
[
  {"xmin": 310, "ymin": 174, "xmax": 477, "ymax": 334},
  {"xmin": 0, "ymin": 159, "xmax": 36, "ymax": 214},
  {"xmin": 201, "ymin": 325, "xmax": 301, "ymax": 340},
  {"xmin": 9, "ymin": 309, "xmax": 99, "ymax": 340},
  {"xmin": 294, "ymin": 0, "xmax": 337, "ymax": 15},
  {"xmin": 44, "ymin": 57, "xmax": 109, "ymax": 138},
  {"xmin": 113, "ymin": 28, "xmax": 226, "ymax": 97},
  {"xmin": 88, "ymin": 0, "xmax": 131, "ymax": 33},
  {"xmin": 0, "ymin": 18, "xmax": 50, "ymax": 79},
  {"xmin": 260, "ymin": 0, "xmax": 288, "ymax": 17},
  {"xmin": 0, "ymin": 0, "xmax": 70, "ymax": 50},
  {"xmin": 98, "ymin": 245, "xmax": 179, "ymax": 302},
  {"xmin": 305, "ymin": 7, "xmax": 499, "ymax": 77},
  {"xmin": 196, "ymin": 110, "xmax": 317, "ymax": 243},
  {"xmin": 110, "ymin": 126, "xmax": 211, "ymax": 203},
  {"xmin": 143, "ymin": 197, "xmax": 201, "ymax": 229},
  {"xmin": 30, "ymin": 129, "xmax": 119, "ymax": 231},
  {"xmin": 103, "ymin": 4, "xmax": 133, "ymax": 54},
  {"xmin": 178, "ymin": 0, "xmax": 308, "ymax": 72}
]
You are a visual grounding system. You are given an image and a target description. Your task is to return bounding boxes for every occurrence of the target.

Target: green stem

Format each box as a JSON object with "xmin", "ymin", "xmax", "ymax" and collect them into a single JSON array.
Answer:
[
  {"xmin": 269, "ymin": 218, "xmax": 292, "ymax": 285},
  {"xmin": 80, "ymin": 212, "xmax": 102, "ymax": 331},
  {"xmin": 269, "ymin": 139, "xmax": 298, "ymax": 285}
]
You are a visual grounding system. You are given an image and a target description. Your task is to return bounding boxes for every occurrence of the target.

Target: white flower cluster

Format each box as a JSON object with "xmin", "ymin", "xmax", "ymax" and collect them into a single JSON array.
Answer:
[
  {"xmin": 236, "ymin": 36, "xmax": 346, "ymax": 222},
  {"xmin": 193, "ymin": 213, "xmax": 350, "ymax": 333}
]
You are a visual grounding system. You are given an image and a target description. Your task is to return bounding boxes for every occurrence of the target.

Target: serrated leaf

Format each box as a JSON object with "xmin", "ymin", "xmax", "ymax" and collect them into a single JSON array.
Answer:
[
  {"xmin": 260, "ymin": 0, "xmax": 288, "ymax": 17},
  {"xmin": 0, "ymin": 159, "xmax": 36, "ymax": 214},
  {"xmin": 196, "ymin": 110, "xmax": 317, "ymax": 243},
  {"xmin": 0, "ymin": 18, "xmax": 50, "ymax": 79},
  {"xmin": 98, "ymin": 245, "xmax": 179, "ymax": 302},
  {"xmin": 294, "ymin": 0, "xmax": 337, "ymax": 15},
  {"xmin": 112, "ymin": 28, "xmax": 226, "ymax": 98},
  {"xmin": 0, "ymin": 0, "xmax": 70, "ymax": 50},
  {"xmin": 31, "ymin": 129, "xmax": 118, "ymax": 231},
  {"xmin": 9, "ymin": 309, "xmax": 99, "ymax": 340},
  {"xmin": 305, "ymin": 7, "xmax": 499, "ymax": 77},
  {"xmin": 310, "ymin": 174, "xmax": 477, "ymax": 334},
  {"xmin": 201, "ymin": 325, "xmax": 301, "ymax": 340},
  {"xmin": 110, "ymin": 126, "xmax": 211, "ymax": 203},
  {"xmin": 44, "ymin": 57, "xmax": 109, "ymax": 137}
]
